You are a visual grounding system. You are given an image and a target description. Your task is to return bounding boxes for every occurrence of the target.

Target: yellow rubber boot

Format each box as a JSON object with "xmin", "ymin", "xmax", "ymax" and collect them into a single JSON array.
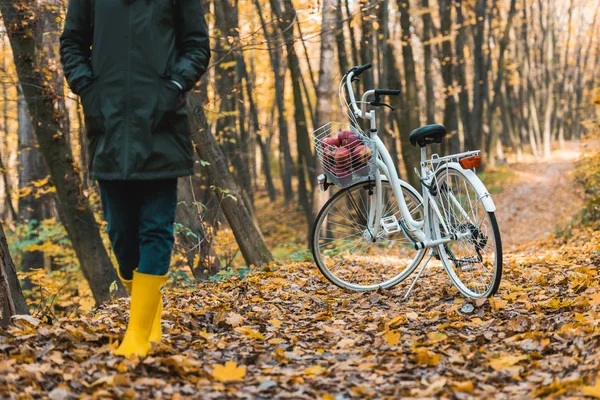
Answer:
[
  {"xmin": 116, "ymin": 268, "xmax": 163, "ymax": 344},
  {"xmin": 114, "ymin": 271, "xmax": 167, "ymax": 357},
  {"xmin": 116, "ymin": 268, "xmax": 133, "ymax": 293}
]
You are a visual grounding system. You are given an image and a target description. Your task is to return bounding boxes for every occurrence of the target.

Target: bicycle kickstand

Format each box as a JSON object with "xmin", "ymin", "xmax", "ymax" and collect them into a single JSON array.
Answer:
[{"xmin": 403, "ymin": 250, "xmax": 435, "ymax": 300}]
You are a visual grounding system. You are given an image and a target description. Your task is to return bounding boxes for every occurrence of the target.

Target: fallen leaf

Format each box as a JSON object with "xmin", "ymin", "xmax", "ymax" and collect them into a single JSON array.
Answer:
[{"xmin": 212, "ymin": 361, "xmax": 246, "ymax": 383}]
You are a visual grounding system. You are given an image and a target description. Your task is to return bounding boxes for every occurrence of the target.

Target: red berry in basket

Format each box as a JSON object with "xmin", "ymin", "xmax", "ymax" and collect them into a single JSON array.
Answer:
[
  {"xmin": 322, "ymin": 136, "xmax": 340, "ymax": 148},
  {"xmin": 334, "ymin": 147, "xmax": 351, "ymax": 168},
  {"xmin": 337, "ymin": 130, "xmax": 353, "ymax": 143}
]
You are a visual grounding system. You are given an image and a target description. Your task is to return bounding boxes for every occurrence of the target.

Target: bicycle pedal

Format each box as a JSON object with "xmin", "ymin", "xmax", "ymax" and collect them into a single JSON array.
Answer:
[{"xmin": 380, "ymin": 215, "xmax": 401, "ymax": 234}]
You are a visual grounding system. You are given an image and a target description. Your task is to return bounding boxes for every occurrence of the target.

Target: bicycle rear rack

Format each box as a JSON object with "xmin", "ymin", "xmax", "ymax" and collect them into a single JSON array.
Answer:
[{"xmin": 422, "ymin": 150, "xmax": 481, "ymax": 168}]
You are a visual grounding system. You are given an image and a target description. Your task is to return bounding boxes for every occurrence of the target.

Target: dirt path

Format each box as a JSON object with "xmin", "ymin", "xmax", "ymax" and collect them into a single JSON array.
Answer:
[{"xmin": 493, "ymin": 142, "xmax": 584, "ymax": 252}]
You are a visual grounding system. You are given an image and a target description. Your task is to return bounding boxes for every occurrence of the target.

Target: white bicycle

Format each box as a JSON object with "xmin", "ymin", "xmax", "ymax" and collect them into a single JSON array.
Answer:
[{"xmin": 310, "ymin": 63, "xmax": 502, "ymax": 299}]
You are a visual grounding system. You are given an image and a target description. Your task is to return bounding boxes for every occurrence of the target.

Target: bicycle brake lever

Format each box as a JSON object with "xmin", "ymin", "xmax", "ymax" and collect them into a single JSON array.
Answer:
[
  {"xmin": 369, "ymin": 102, "xmax": 394, "ymax": 110},
  {"xmin": 351, "ymin": 77, "xmax": 360, "ymax": 82}
]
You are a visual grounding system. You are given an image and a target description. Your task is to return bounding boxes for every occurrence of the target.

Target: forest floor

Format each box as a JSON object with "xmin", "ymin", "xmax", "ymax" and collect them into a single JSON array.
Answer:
[{"xmin": 3, "ymin": 141, "xmax": 600, "ymax": 399}]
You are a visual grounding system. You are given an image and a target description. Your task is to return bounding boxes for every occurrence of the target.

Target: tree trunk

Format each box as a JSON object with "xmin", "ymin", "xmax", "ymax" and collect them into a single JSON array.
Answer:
[
  {"xmin": 271, "ymin": 0, "xmax": 314, "ymax": 219},
  {"xmin": 486, "ymin": 0, "xmax": 517, "ymax": 165},
  {"xmin": 187, "ymin": 92, "xmax": 273, "ymax": 268},
  {"xmin": 175, "ymin": 177, "xmax": 221, "ymax": 279},
  {"xmin": 437, "ymin": 0, "xmax": 460, "ymax": 153},
  {"xmin": 398, "ymin": 0, "xmax": 422, "ymax": 189},
  {"xmin": 335, "ymin": 0, "xmax": 348, "ymax": 76},
  {"xmin": 344, "ymin": 0, "xmax": 361, "ymax": 69},
  {"xmin": 253, "ymin": 0, "xmax": 293, "ymax": 203},
  {"xmin": 312, "ymin": 0, "xmax": 337, "ymax": 220},
  {"xmin": 0, "ymin": 39, "xmax": 17, "ymax": 223},
  {"xmin": 17, "ymin": 85, "xmax": 51, "ymax": 284},
  {"xmin": 455, "ymin": 0, "xmax": 470, "ymax": 150},
  {"xmin": 238, "ymin": 55, "xmax": 276, "ymax": 201},
  {"xmin": 541, "ymin": 0, "xmax": 554, "ymax": 158},
  {"xmin": 420, "ymin": 0, "xmax": 436, "ymax": 124},
  {"xmin": 0, "ymin": 221, "xmax": 29, "ymax": 327},
  {"xmin": 469, "ymin": 0, "xmax": 488, "ymax": 150},
  {"xmin": 0, "ymin": 0, "xmax": 126, "ymax": 305},
  {"xmin": 359, "ymin": 0, "xmax": 375, "ymax": 93}
]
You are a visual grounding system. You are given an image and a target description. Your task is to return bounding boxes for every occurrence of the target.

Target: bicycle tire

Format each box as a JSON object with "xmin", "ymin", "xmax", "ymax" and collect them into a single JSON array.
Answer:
[
  {"xmin": 433, "ymin": 166, "xmax": 503, "ymax": 298},
  {"xmin": 310, "ymin": 179, "xmax": 426, "ymax": 291}
]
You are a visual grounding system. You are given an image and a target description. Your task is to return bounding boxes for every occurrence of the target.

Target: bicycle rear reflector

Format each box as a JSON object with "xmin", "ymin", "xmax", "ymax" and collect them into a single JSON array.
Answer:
[{"xmin": 459, "ymin": 155, "xmax": 481, "ymax": 169}]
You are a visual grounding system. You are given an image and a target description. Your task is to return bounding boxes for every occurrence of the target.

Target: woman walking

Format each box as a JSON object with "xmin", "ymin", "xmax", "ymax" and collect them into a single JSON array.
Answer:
[{"xmin": 59, "ymin": 0, "xmax": 210, "ymax": 357}]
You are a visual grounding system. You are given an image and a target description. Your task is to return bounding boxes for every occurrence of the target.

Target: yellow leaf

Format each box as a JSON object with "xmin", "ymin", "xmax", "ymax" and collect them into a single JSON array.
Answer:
[
  {"xmin": 18, "ymin": 187, "xmax": 32, "ymax": 198},
  {"xmin": 234, "ymin": 326, "xmax": 265, "ymax": 340},
  {"xmin": 212, "ymin": 361, "xmax": 246, "ymax": 383},
  {"xmin": 384, "ymin": 330, "xmax": 400, "ymax": 346},
  {"xmin": 304, "ymin": 365, "xmax": 326, "ymax": 376},
  {"xmin": 427, "ymin": 332, "xmax": 447, "ymax": 344},
  {"xmin": 490, "ymin": 297, "xmax": 508, "ymax": 311},
  {"xmin": 582, "ymin": 381, "xmax": 600, "ymax": 398},
  {"xmin": 273, "ymin": 347, "xmax": 288, "ymax": 363},
  {"xmin": 451, "ymin": 380, "xmax": 474, "ymax": 393},
  {"xmin": 589, "ymin": 292, "xmax": 600, "ymax": 305},
  {"xmin": 321, "ymin": 394, "xmax": 335, "ymax": 400},
  {"xmin": 489, "ymin": 354, "xmax": 527, "ymax": 371},
  {"xmin": 388, "ymin": 315, "xmax": 406, "ymax": 328},
  {"xmin": 32, "ymin": 176, "xmax": 50, "ymax": 187},
  {"xmin": 268, "ymin": 338, "xmax": 286, "ymax": 345},
  {"xmin": 413, "ymin": 348, "xmax": 441, "ymax": 366},
  {"xmin": 268, "ymin": 318, "xmax": 282, "ymax": 328}
]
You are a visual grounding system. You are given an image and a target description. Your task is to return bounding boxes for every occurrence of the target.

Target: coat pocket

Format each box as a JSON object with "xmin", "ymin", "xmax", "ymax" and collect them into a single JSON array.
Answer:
[
  {"xmin": 158, "ymin": 77, "xmax": 185, "ymax": 111},
  {"xmin": 80, "ymin": 78, "xmax": 105, "ymax": 138}
]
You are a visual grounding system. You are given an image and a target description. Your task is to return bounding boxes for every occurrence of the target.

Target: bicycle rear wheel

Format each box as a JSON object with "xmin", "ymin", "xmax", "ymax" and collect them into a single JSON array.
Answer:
[
  {"xmin": 434, "ymin": 166, "xmax": 502, "ymax": 298},
  {"xmin": 310, "ymin": 180, "xmax": 425, "ymax": 291}
]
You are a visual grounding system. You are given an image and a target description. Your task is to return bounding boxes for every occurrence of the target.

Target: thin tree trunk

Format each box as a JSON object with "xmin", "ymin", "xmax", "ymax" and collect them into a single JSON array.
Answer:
[
  {"xmin": 335, "ymin": 0, "xmax": 349, "ymax": 76},
  {"xmin": 438, "ymin": 0, "xmax": 460, "ymax": 153},
  {"xmin": 253, "ymin": 0, "xmax": 293, "ymax": 203},
  {"xmin": 541, "ymin": 0, "xmax": 555, "ymax": 157},
  {"xmin": 344, "ymin": 0, "xmax": 360, "ymax": 69},
  {"xmin": 486, "ymin": 0, "xmax": 517, "ymax": 164},
  {"xmin": 175, "ymin": 177, "xmax": 221, "ymax": 279},
  {"xmin": 469, "ymin": 0, "xmax": 488, "ymax": 150},
  {"xmin": 421, "ymin": 0, "xmax": 436, "ymax": 124},
  {"xmin": 398, "ymin": 0, "xmax": 422, "ymax": 189},
  {"xmin": 359, "ymin": 0, "xmax": 375, "ymax": 93},
  {"xmin": 271, "ymin": 0, "xmax": 314, "ymax": 219},
  {"xmin": 312, "ymin": 0, "xmax": 336, "ymax": 220},
  {"xmin": 238, "ymin": 55, "xmax": 277, "ymax": 201},
  {"xmin": 455, "ymin": 0, "xmax": 470, "ymax": 151},
  {"xmin": 0, "ymin": 39, "xmax": 17, "ymax": 223},
  {"xmin": 0, "ymin": 0, "xmax": 126, "ymax": 304},
  {"xmin": 0, "ymin": 221, "xmax": 29, "ymax": 327},
  {"xmin": 187, "ymin": 92, "xmax": 273, "ymax": 267},
  {"xmin": 17, "ymin": 84, "xmax": 50, "ymax": 285}
]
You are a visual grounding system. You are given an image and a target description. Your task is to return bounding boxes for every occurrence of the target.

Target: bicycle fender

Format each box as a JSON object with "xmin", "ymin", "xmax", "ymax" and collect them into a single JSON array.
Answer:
[{"xmin": 447, "ymin": 162, "xmax": 497, "ymax": 212}]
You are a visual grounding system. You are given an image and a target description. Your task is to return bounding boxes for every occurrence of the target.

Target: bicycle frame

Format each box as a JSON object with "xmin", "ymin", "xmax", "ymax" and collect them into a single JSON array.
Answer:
[{"xmin": 344, "ymin": 71, "xmax": 473, "ymax": 249}]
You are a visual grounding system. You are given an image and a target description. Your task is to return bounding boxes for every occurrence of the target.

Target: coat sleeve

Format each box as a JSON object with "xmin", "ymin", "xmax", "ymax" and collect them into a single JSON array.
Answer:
[
  {"xmin": 170, "ymin": 0, "xmax": 211, "ymax": 92},
  {"xmin": 59, "ymin": 0, "xmax": 95, "ymax": 95}
]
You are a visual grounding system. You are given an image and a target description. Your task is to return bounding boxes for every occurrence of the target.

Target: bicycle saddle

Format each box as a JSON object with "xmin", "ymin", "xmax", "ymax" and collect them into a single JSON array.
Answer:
[{"xmin": 409, "ymin": 124, "xmax": 447, "ymax": 147}]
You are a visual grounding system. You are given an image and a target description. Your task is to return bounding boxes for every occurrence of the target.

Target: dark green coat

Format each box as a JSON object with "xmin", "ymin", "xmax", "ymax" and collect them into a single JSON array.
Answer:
[{"xmin": 59, "ymin": 0, "xmax": 210, "ymax": 180}]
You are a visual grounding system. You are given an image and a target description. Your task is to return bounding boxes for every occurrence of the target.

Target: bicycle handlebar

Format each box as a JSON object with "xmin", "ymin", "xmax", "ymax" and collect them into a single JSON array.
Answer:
[
  {"xmin": 374, "ymin": 89, "xmax": 401, "ymax": 97},
  {"xmin": 348, "ymin": 63, "xmax": 372, "ymax": 77}
]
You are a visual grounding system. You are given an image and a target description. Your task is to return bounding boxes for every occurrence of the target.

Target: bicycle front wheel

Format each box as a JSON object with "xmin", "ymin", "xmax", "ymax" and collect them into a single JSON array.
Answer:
[
  {"xmin": 310, "ymin": 180, "xmax": 425, "ymax": 291},
  {"xmin": 434, "ymin": 166, "xmax": 502, "ymax": 298}
]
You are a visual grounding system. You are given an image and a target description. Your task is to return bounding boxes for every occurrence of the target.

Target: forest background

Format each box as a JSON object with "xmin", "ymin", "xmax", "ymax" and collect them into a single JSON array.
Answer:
[{"xmin": 0, "ymin": 0, "xmax": 599, "ymax": 397}]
